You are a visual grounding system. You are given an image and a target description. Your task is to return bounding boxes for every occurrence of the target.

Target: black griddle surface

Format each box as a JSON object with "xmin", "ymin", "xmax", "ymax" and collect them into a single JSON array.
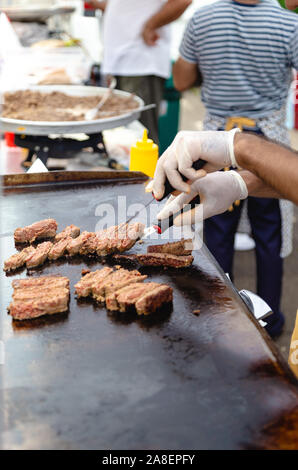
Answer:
[{"xmin": 1, "ymin": 176, "xmax": 298, "ymax": 450}]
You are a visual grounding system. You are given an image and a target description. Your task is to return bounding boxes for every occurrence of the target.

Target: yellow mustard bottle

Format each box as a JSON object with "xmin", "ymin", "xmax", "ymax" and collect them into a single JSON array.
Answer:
[{"xmin": 129, "ymin": 129, "xmax": 158, "ymax": 178}]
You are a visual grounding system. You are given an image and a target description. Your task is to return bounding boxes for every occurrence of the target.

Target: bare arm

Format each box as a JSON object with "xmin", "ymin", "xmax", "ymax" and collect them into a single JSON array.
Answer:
[
  {"xmin": 234, "ymin": 133, "xmax": 298, "ymax": 204},
  {"xmin": 285, "ymin": 0, "xmax": 298, "ymax": 9},
  {"xmin": 239, "ymin": 170, "xmax": 283, "ymax": 199},
  {"xmin": 142, "ymin": 0, "xmax": 192, "ymax": 46},
  {"xmin": 173, "ymin": 57, "xmax": 200, "ymax": 91}
]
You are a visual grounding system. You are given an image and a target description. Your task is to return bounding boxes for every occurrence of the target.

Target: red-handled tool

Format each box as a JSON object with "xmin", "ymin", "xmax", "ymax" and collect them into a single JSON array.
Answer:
[
  {"xmin": 142, "ymin": 159, "xmax": 206, "ymax": 238},
  {"xmin": 142, "ymin": 194, "xmax": 201, "ymax": 239}
]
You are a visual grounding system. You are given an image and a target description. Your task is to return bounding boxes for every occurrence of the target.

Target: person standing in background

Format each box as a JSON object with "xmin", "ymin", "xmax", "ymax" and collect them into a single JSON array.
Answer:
[
  {"xmin": 171, "ymin": 0, "xmax": 298, "ymax": 338},
  {"xmin": 86, "ymin": 0, "xmax": 192, "ymax": 144}
]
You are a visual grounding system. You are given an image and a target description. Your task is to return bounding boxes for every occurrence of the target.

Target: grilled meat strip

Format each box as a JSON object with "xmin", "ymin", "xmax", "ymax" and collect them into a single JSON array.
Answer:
[
  {"xmin": 105, "ymin": 225, "xmax": 122, "ymax": 254},
  {"xmin": 5, "ymin": 222, "xmax": 147, "ymax": 273},
  {"xmin": 14, "ymin": 218, "xmax": 58, "ymax": 243},
  {"xmin": 55, "ymin": 224, "xmax": 80, "ymax": 242},
  {"xmin": 9, "ymin": 293, "xmax": 69, "ymax": 320},
  {"xmin": 12, "ymin": 287, "xmax": 69, "ymax": 301},
  {"xmin": 135, "ymin": 285, "xmax": 173, "ymax": 315},
  {"xmin": 96, "ymin": 225, "xmax": 119, "ymax": 255},
  {"xmin": 12, "ymin": 275, "xmax": 69, "ymax": 290},
  {"xmin": 113, "ymin": 253, "xmax": 194, "ymax": 268},
  {"xmin": 26, "ymin": 241, "xmax": 53, "ymax": 268},
  {"xmin": 67, "ymin": 231, "xmax": 93, "ymax": 256},
  {"xmin": 8, "ymin": 275, "xmax": 70, "ymax": 320},
  {"xmin": 48, "ymin": 237, "xmax": 71, "ymax": 260},
  {"xmin": 116, "ymin": 222, "xmax": 145, "ymax": 253},
  {"xmin": 106, "ymin": 282, "xmax": 160, "ymax": 312},
  {"xmin": 4, "ymin": 246, "xmax": 35, "ymax": 272},
  {"xmin": 92, "ymin": 268, "xmax": 147, "ymax": 302},
  {"xmin": 74, "ymin": 267, "xmax": 113, "ymax": 298},
  {"xmin": 75, "ymin": 267, "xmax": 172, "ymax": 315},
  {"xmin": 95, "ymin": 229, "xmax": 110, "ymax": 256},
  {"xmin": 136, "ymin": 253, "xmax": 194, "ymax": 268},
  {"xmin": 79, "ymin": 232, "xmax": 99, "ymax": 255},
  {"xmin": 147, "ymin": 239, "xmax": 193, "ymax": 256},
  {"xmin": 96, "ymin": 223, "xmax": 145, "ymax": 256}
]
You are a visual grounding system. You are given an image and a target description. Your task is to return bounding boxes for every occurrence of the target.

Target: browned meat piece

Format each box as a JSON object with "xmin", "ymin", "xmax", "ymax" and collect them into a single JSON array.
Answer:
[
  {"xmin": 74, "ymin": 267, "xmax": 113, "ymax": 298},
  {"xmin": 99, "ymin": 226, "xmax": 119, "ymax": 255},
  {"xmin": 106, "ymin": 282, "xmax": 160, "ymax": 312},
  {"xmin": 25, "ymin": 241, "xmax": 53, "ymax": 268},
  {"xmin": 55, "ymin": 224, "xmax": 80, "ymax": 242},
  {"xmin": 4, "ymin": 246, "xmax": 35, "ymax": 272},
  {"xmin": 8, "ymin": 275, "xmax": 70, "ymax": 321},
  {"xmin": 96, "ymin": 226, "xmax": 120, "ymax": 255},
  {"xmin": 116, "ymin": 223, "xmax": 145, "ymax": 253},
  {"xmin": 136, "ymin": 253, "xmax": 194, "ymax": 268},
  {"xmin": 106, "ymin": 225, "xmax": 123, "ymax": 254},
  {"xmin": 96, "ymin": 223, "xmax": 145, "ymax": 256},
  {"xmin": 74, "ymin": 267, "xmax": 172, "ymax": 315},
  {"xmin": 12, "ymin": 287, "xmax": 69, "ymax": 302},
  {"xmin": 135, "ymin": 285, "xmax": 173, "ymax": 315},
  {"xmin": 113, "ymin": 251, "xmax": 194, "ymax": 269},
  {"xmin": 92, "ymin": 268, "xmax": 147, "ymax": 302},
  {"xmin": 9, "ymin": 292, "xmax": 69, "ymax": 320},
  {"xmin": 95, "ymin": 228, "xmax": 110, "ymax": 256},
  {"xmin": 48, "ymin": 237, "xmax": 71, "ymax": 260},
  {"xmin": 147, "ymin": 239, "xmax": 193, "ymax": 256},
  {"xmin": 79, "ymin": 232, "xmax": 99, "ymax": 255},
  {"xmin": 14, "ymin": 219, "xmax": 58, "ymax": 243},
  {"xmin": 12, "ymin": 275, "xmax": 69, "ymax": 290},
  {"xmin": 67, "ymin": 231, "xmax": 93, "ymax": 256}
]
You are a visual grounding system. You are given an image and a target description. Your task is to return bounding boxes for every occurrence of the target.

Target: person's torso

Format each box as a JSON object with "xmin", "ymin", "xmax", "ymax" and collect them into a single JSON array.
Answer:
[
  {"xmin": 188, "ymin": 0, "xmax": 298, "ymax": 118},
  {"xmin": 102, "ymin": 0, "xmax": 171, "ymax": 78}
]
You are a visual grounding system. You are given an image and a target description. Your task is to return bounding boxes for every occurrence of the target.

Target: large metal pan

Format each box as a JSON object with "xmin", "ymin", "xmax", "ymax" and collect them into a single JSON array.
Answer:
[
  {"xmin": 0, "ymin": 5, "xmax": 76, "ymax": 22},
  {"xmin": 0, "ymin": 85, "xmax": 144, "ymax": 135}
]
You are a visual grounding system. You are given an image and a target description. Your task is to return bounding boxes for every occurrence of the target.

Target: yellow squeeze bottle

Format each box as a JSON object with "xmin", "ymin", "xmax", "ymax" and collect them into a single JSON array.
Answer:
[{"xmin": 129, "ymin": 129, "xmax": 158, "ymax": 178}]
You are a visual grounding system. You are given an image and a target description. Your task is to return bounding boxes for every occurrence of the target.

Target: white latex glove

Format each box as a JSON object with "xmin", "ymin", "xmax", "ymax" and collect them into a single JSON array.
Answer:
[
  {"xmin": 149, "ymin": 128, "xmax": 240, "ymax": 200},
  {"xmin": 156, "ymin": 170, "xmax": 248, "ymax": 225}
]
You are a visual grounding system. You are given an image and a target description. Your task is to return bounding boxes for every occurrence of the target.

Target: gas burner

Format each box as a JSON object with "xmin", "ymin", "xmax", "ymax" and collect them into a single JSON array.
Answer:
[{"xmin": 14, "ymin": 133, "xmax": 119, "ymax": 170}]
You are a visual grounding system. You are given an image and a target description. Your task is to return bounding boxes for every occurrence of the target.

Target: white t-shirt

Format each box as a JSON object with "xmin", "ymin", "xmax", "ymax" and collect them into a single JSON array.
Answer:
[{"xmin": 102, "ymin": 0, "xmax": 171, "ymax": 79}]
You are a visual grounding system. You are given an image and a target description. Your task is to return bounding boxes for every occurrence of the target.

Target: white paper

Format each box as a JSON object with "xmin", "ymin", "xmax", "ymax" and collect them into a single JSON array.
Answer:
[{"xmin": 27, "ymin": 158, "xmax": 49, "ymax": 173}]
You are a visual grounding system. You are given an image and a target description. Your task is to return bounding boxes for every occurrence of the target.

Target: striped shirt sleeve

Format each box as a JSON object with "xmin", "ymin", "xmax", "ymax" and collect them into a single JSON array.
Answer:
[
  {"xmin": 179, "ymin": 17, "xmax": 198, "ymax": 64},
  {"xmin": 289, "ymin": 23, "xmax": 298, "ymax": 70}
]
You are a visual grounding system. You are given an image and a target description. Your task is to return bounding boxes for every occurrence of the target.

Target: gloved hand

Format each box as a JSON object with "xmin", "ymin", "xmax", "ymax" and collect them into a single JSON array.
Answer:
[
  {"xmin": 150, "ymin": 128, "xmax": 240, "ymax": 200},
  {"xmin": 156, "ymin": 170, "xmax": 248, "ymax": 225}
]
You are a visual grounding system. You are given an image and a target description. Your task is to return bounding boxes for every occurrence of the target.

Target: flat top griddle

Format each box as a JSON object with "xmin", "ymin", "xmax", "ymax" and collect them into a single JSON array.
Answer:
[{"xmin": 0, "ymin": 171, "xmax": 298, "ymax": 450}]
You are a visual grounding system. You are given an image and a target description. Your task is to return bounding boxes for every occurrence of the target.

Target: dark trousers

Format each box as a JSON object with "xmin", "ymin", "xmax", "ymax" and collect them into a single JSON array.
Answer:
[
  {"xmin": 204, "ymin": 197, "xmax": 283, "ymax": 315},
  {"xmin": 116, "ymin": 75, "xmax": 165, "ymax": 145}
]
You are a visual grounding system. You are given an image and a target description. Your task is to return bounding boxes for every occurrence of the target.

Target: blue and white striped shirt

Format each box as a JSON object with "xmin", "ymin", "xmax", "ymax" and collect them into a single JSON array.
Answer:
[{"xmin": 179, "ymin": 0, "xmax": 298, "ymax": 118}]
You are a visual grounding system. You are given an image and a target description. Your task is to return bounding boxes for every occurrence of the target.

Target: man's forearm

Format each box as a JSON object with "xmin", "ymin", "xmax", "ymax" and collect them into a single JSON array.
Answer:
[
  {"xmin": 234, "ymin": 133, "xmax": 298, "ymax": 204},
  {"xmin": 145, "ymin": 0, "xmax": 192, "ymax": 30},
  {"xmin": 239, "ymin": 170, "xmax": 283, "ymax": 199}
]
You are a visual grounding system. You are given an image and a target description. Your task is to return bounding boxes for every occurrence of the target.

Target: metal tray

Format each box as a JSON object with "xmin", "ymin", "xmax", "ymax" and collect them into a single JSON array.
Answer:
[
  {"xmin": 0, "ymin": 85, "xmax": 144, "ymax": 135},
  {"xmin": 0, "ymin": 5, "xmax": 76, "ymax": 22},
  {"xmin": 0, "ymin": 171, "xmax": 298, "ymax": 450}
]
